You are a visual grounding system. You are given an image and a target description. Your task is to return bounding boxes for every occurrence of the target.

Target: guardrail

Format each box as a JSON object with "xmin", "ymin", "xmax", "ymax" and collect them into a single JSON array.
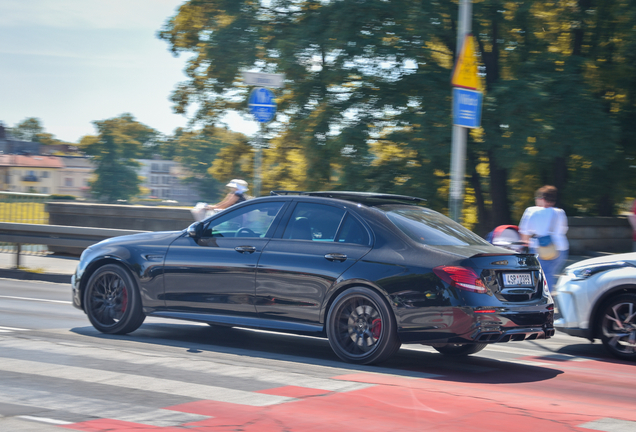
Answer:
[{"xmin": 0, "ymin": 222, "xmax": 148, "ymax": 268}]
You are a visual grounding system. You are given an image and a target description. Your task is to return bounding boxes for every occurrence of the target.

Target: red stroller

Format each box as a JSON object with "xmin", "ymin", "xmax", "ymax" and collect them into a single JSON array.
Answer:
[{"xmin": 488, "ymin": 225, "xmax": 527, "ymax": 253}]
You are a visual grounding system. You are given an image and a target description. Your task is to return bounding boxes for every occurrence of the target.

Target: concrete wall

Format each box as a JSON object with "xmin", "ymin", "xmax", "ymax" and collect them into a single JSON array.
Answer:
[
  {"xmin": 45, "ymin": 202, "xmax": 634, "ymax": 255},
  {"xmin": 567, "ymin": 216, "xmax": 632, "ymax": 255},
  {"xmin": 46, "ymin": 202, "xmax": 195, "ymax": 232}
]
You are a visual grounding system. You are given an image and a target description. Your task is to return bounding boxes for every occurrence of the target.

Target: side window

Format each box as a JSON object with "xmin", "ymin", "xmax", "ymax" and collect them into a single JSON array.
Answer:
[
  {"xmin": 336, "ymin": 214, "xmax": 370, "ymax": 245},
  {"xmin": 283, "ymin": 203, "xmax": 346, "ymax": 241},
  {"xmin": 203, "ymin": 202, "xmax": 284, "ymax": 238}
]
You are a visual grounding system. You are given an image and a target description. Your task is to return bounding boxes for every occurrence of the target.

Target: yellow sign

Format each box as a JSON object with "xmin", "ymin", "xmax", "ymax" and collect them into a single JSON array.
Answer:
[{"xmin": 451, "ymin": 34, "xmax": 480, "ymax": 90}]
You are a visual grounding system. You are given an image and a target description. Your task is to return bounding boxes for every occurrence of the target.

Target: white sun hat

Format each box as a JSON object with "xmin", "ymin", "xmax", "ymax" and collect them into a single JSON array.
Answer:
[{"xmin": 226, "ymin": 179, "xmax": 248, "ymax": 191}]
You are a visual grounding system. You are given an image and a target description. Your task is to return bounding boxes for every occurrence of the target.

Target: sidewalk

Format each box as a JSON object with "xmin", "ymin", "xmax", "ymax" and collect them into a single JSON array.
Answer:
[{"xmin": 0, "ymin": 252, "xmax": 78, "ymax": 283}]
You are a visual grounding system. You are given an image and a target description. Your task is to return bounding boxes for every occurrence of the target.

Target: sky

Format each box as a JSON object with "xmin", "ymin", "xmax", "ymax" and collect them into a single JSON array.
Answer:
[{"xmin": 0, "ymin": 0, "xmax": 257, "ymax": 143}]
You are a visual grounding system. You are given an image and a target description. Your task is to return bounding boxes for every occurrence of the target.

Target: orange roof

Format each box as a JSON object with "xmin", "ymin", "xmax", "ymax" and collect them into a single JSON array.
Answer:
[{"xmin": 0, "ymin": 155, "xmax": 65, "ymax": 168}]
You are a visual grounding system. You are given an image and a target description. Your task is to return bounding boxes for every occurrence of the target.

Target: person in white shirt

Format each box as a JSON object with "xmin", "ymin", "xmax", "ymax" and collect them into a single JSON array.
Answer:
[{"xmin": 519, "ymin": 185, "xmax": 569, "ymax": 292}]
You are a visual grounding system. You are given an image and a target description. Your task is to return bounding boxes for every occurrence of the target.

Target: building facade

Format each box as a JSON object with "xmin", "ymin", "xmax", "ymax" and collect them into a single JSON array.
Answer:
[
  {"xmin": 137, "ymin": 157, "xmax": 203, "ymax": 204},
  {"xmin": 57, "ymin": 157, "xmax": 94, "ymax": 198},
  {"xmin": 0, "ymin": 155, "xmax": 64, "ymax": 194}
]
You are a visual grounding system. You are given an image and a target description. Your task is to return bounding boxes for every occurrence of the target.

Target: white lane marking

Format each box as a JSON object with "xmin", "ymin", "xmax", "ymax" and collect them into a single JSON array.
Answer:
[
  {"xmin": 579, "ymin": 418, "xmax": 636, "ymax": 432},
  {"xmin": 0, "ymin": 338, "xmax": 374, "ymax": 393},
  {"xmin": 1, "ymin": 386, "xmax": 209, "ymax": 427},
  {"xmin": 0, "ymin": 295, "xmax": 72, "ymax": 304},
  {"xmin": 0, "ymin": 357, "xmax": 293, "ymax": 406},
  {"xmin": 17, "ymin": 415, "xmax": 72, "ymax": 425}
]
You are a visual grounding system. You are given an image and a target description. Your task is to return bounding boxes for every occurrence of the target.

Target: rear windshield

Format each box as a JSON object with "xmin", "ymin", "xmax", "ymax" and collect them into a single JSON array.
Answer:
[{"xmin": 384, "ymin": 206, "xmax": 490, "ymax": 246}]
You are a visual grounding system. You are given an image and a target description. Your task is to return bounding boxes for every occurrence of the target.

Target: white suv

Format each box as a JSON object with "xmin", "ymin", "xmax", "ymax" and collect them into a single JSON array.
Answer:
[{"xmin": 554, "ymin": 252, "xmax": 636, "ymax": 360}]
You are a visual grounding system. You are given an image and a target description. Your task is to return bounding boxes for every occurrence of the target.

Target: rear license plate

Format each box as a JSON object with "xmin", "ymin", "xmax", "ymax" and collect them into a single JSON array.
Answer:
[{"xmin": 503, "ymin": 273, "xmax": 533, "ymax": 287}]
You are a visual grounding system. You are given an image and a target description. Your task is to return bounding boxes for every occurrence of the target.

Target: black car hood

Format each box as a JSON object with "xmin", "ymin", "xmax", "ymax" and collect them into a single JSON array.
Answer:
[
  {"xmin": 94, "ymin": 230, "xmax": 181, "ymax": 247},
  {"xmin": 426, "ymin": 244, "xmax": 513, "ymax": 258}
]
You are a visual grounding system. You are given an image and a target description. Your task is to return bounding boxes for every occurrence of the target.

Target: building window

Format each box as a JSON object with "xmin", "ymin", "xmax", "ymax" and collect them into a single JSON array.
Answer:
[
  {"xmin": 162, "ymin": 176, "xmax": 169, "ymax": 185},
  {"xmin": 151, "ymin": 163, "xmax": 159, "ymax": 171},
  {"xmin": 65, "ymin": 178, "xmax": 74, "ymax": 187},
  {"xmin": 41, "ymin": 171, "xmax": 49, "ymax": 178},
  {"xmin": 151, "ymin": 176, "xmax": 158, "ymax": 185}
]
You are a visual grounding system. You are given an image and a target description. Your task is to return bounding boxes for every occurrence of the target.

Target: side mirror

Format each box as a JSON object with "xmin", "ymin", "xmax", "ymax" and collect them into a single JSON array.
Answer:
[{"xmin": 187, "ymin": 221, "xmax": 201, "ymax": 238}]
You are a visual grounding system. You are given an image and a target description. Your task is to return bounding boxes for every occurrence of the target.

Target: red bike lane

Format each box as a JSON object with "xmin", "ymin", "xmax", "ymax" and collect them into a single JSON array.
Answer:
[{"xmin": 63, "ymin": 355, "xmax": 636, "ymax": 432}]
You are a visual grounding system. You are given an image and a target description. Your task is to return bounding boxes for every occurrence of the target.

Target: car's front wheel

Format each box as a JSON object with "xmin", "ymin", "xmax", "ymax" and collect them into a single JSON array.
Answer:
[
  {"xmin": 84, "ymin": 264, "xmax": 145, "ymax": 335},
  {"xmin": 326, "ymin": 287, "xmax": 401, "ymax": 364},
  {"xmin": 598, "ymin": 293, "xmax": 636, "ymax": 361},
  {"xmin": 431, "ymin": 343, "xmax": 488, "ymax": 356}
]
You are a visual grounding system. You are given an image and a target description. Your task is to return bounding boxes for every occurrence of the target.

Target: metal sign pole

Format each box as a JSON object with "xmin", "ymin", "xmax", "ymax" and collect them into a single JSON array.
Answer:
[
  {"xmin": 449, "ymin": 0, "xmax": 472, "ymax": 223},
  {"xmin": 254, "ymin": 122, "xmax": 264, "ymax": 197}
]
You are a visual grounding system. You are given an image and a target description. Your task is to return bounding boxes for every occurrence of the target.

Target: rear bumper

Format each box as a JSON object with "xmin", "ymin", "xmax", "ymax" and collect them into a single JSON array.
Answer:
[
  {"xmin": 471, "ymin": 326, "xmax": 555, "ymax": 343},
  {"xmin": 397, "ymin": 306, "xmax": 554, "ymax": 344}
]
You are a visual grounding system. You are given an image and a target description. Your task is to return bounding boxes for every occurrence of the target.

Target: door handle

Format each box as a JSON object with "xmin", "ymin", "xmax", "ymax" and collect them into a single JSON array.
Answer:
[
  {"xmin": 325, "ymin": 253, "xmax": 347, "ymax": 262},
  {"xmin": 235, "ymin": 246, "xmax": 256, "ymax": 254}
]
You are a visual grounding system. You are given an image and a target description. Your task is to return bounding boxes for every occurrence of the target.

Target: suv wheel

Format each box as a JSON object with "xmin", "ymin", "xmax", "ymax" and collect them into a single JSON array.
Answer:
[{"xmin": 598, "ymin": 293, "xmax": 636, "ymax": 361}]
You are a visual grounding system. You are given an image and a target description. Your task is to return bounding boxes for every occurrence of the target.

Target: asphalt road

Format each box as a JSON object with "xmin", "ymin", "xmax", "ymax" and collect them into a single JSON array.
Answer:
[{"xmin": 1, "ymin": 278, "xmax": 634, "ymax": 432}]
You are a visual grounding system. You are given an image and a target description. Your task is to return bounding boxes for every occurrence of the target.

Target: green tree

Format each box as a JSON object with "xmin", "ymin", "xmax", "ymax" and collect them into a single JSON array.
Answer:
[
  {"xmin": 10, "ymin": 118, "xmax": 45, "ymax": 141},
  {"xmin": 166, "ymin": 126, "xmax": 250, "ymax": 202},
  {"xmin": 159, "ymin": 0, "xmax": 456, "ymax": 203},
  {"xmin": 159, "ymin": 0, "xmax": 635, "ymax": 231},
  {"xmin": 80, "ymin": 114, "xmax": 159, "ymax": 202},
  {"xmin": 10, "ymin": 117, "xmax": 75, "ymax": 149}
]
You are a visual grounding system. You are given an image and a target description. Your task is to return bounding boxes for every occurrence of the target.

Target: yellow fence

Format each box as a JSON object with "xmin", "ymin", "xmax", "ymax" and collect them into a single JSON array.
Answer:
[{"xmin": 0, "ymin": 192, "xmax": 51, "ymax": 254}]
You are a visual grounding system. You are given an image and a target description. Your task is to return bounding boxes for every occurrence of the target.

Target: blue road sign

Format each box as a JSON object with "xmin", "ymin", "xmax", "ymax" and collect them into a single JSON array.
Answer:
[
  {"xmin": 453, "ymin": 88, "xmax": 482, "ymax": 128},
  {"xmin": 249, "ymin": 87, "xmax": 276, "ymax": 123}
]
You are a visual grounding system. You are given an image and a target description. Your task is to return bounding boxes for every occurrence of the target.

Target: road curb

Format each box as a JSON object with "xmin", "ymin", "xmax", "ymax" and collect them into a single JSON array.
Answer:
[{"xmin": 0, "ymin": 268, "xmax": 71, "ymax": 284}]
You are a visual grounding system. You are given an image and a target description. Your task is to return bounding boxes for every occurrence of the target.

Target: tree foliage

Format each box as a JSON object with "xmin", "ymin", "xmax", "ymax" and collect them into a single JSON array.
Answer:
[
  {"xmin": 161, "ymin": 126, "xmax": 250, "ymax": 202},
  {"xmin": 156, "ymin": 1, "xmax": 636, "ymax": 231},
  {"xmin": 80, "ymin": 114, "xmax": 159, "ymax": 203},
  {"xmin": 9, "ymin": 117, "xmax": 71, "ymax": 146}
]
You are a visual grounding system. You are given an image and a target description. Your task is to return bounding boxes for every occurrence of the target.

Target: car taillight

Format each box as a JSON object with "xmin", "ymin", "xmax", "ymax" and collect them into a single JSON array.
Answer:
[{"xmin": 433, "ymin": 266, "xmax": 487, "ymax": 294}]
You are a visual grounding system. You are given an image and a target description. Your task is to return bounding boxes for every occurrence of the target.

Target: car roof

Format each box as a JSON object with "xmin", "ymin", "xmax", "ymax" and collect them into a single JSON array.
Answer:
[{"xmin": 269, "ymin": 190, "xmax": 426, "ymax": 207}]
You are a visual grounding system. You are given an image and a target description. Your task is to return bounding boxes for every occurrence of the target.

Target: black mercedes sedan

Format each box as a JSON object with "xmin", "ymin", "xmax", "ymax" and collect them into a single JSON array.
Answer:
[{"xmin": 72, "ymin": 191, "xmax": 555, "ymax": 364}]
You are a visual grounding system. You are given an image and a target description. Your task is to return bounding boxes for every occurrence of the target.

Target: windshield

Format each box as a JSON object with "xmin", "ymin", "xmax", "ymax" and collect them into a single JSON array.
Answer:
[{"xmin": 384, "ymin": 206, "xmax": 490, "ymax": 246}]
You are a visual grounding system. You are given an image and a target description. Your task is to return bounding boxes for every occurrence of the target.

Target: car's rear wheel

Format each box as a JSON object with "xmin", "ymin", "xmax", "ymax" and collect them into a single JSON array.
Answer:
[
  {"xmin": 598, "ymin": 293, "xmax": 636, "ymax": 361},
  {"xmin": 431, "ymin": 343, "xmax": 488, "ymax": 356},
  {"xmin": 84, "ymin": 264, "xmax": 145, "ymax": 335},
  {"xmin": 326, "ymin": 287, "xmax": 401, "ymax": 364}
]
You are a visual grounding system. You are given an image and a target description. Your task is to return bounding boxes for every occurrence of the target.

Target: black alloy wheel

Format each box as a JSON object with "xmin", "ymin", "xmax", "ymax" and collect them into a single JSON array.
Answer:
[
  {"xmin": 84, "ymin": 264, "xmax": 145, "ymax": 335},
  {"xmin": 326, "ymin": 287, "xmax": 401, "ymax": 365},
  {"xmin": 599, "ymin": 293, "xmax": 636, "ymax": 361},
  {"xmin": 431, "ymin": 343, "xmax": 488, "ymax": 356}
]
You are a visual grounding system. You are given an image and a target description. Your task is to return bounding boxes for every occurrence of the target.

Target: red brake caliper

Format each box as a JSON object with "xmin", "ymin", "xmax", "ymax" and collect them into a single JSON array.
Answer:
[{"xmin": 371, "ymin": 318, "xmax": 382, "ymax": 339}]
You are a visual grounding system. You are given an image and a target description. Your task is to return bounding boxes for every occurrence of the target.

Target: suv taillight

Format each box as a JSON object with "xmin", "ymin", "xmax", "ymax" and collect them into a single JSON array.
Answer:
[{"xmin": 433, "ymin": 266, "xmax": 487, "ymax": 294}]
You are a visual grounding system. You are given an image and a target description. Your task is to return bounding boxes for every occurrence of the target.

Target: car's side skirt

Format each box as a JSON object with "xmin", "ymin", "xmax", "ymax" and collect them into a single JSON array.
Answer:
[{"xmin": 148, "ymin": 311, "xmax": 324, "ymax": 335}]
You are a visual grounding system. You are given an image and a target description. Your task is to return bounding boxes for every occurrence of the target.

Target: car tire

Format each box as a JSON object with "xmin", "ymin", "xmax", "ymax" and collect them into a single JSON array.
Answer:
[
  {"xmin": 598, "ymin": 293, "xmax": 636, "ymax": 361},
  {"xmin": 431, "ymin": 343, "xmax": 488, "ymax": 356},
  {"xmin": 326, "ymin": 287, "xmax": 401, "ymax": 365},
  {"xmin": 84, "ymin": 264, "xmax": 145, "ymax": 335}
]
